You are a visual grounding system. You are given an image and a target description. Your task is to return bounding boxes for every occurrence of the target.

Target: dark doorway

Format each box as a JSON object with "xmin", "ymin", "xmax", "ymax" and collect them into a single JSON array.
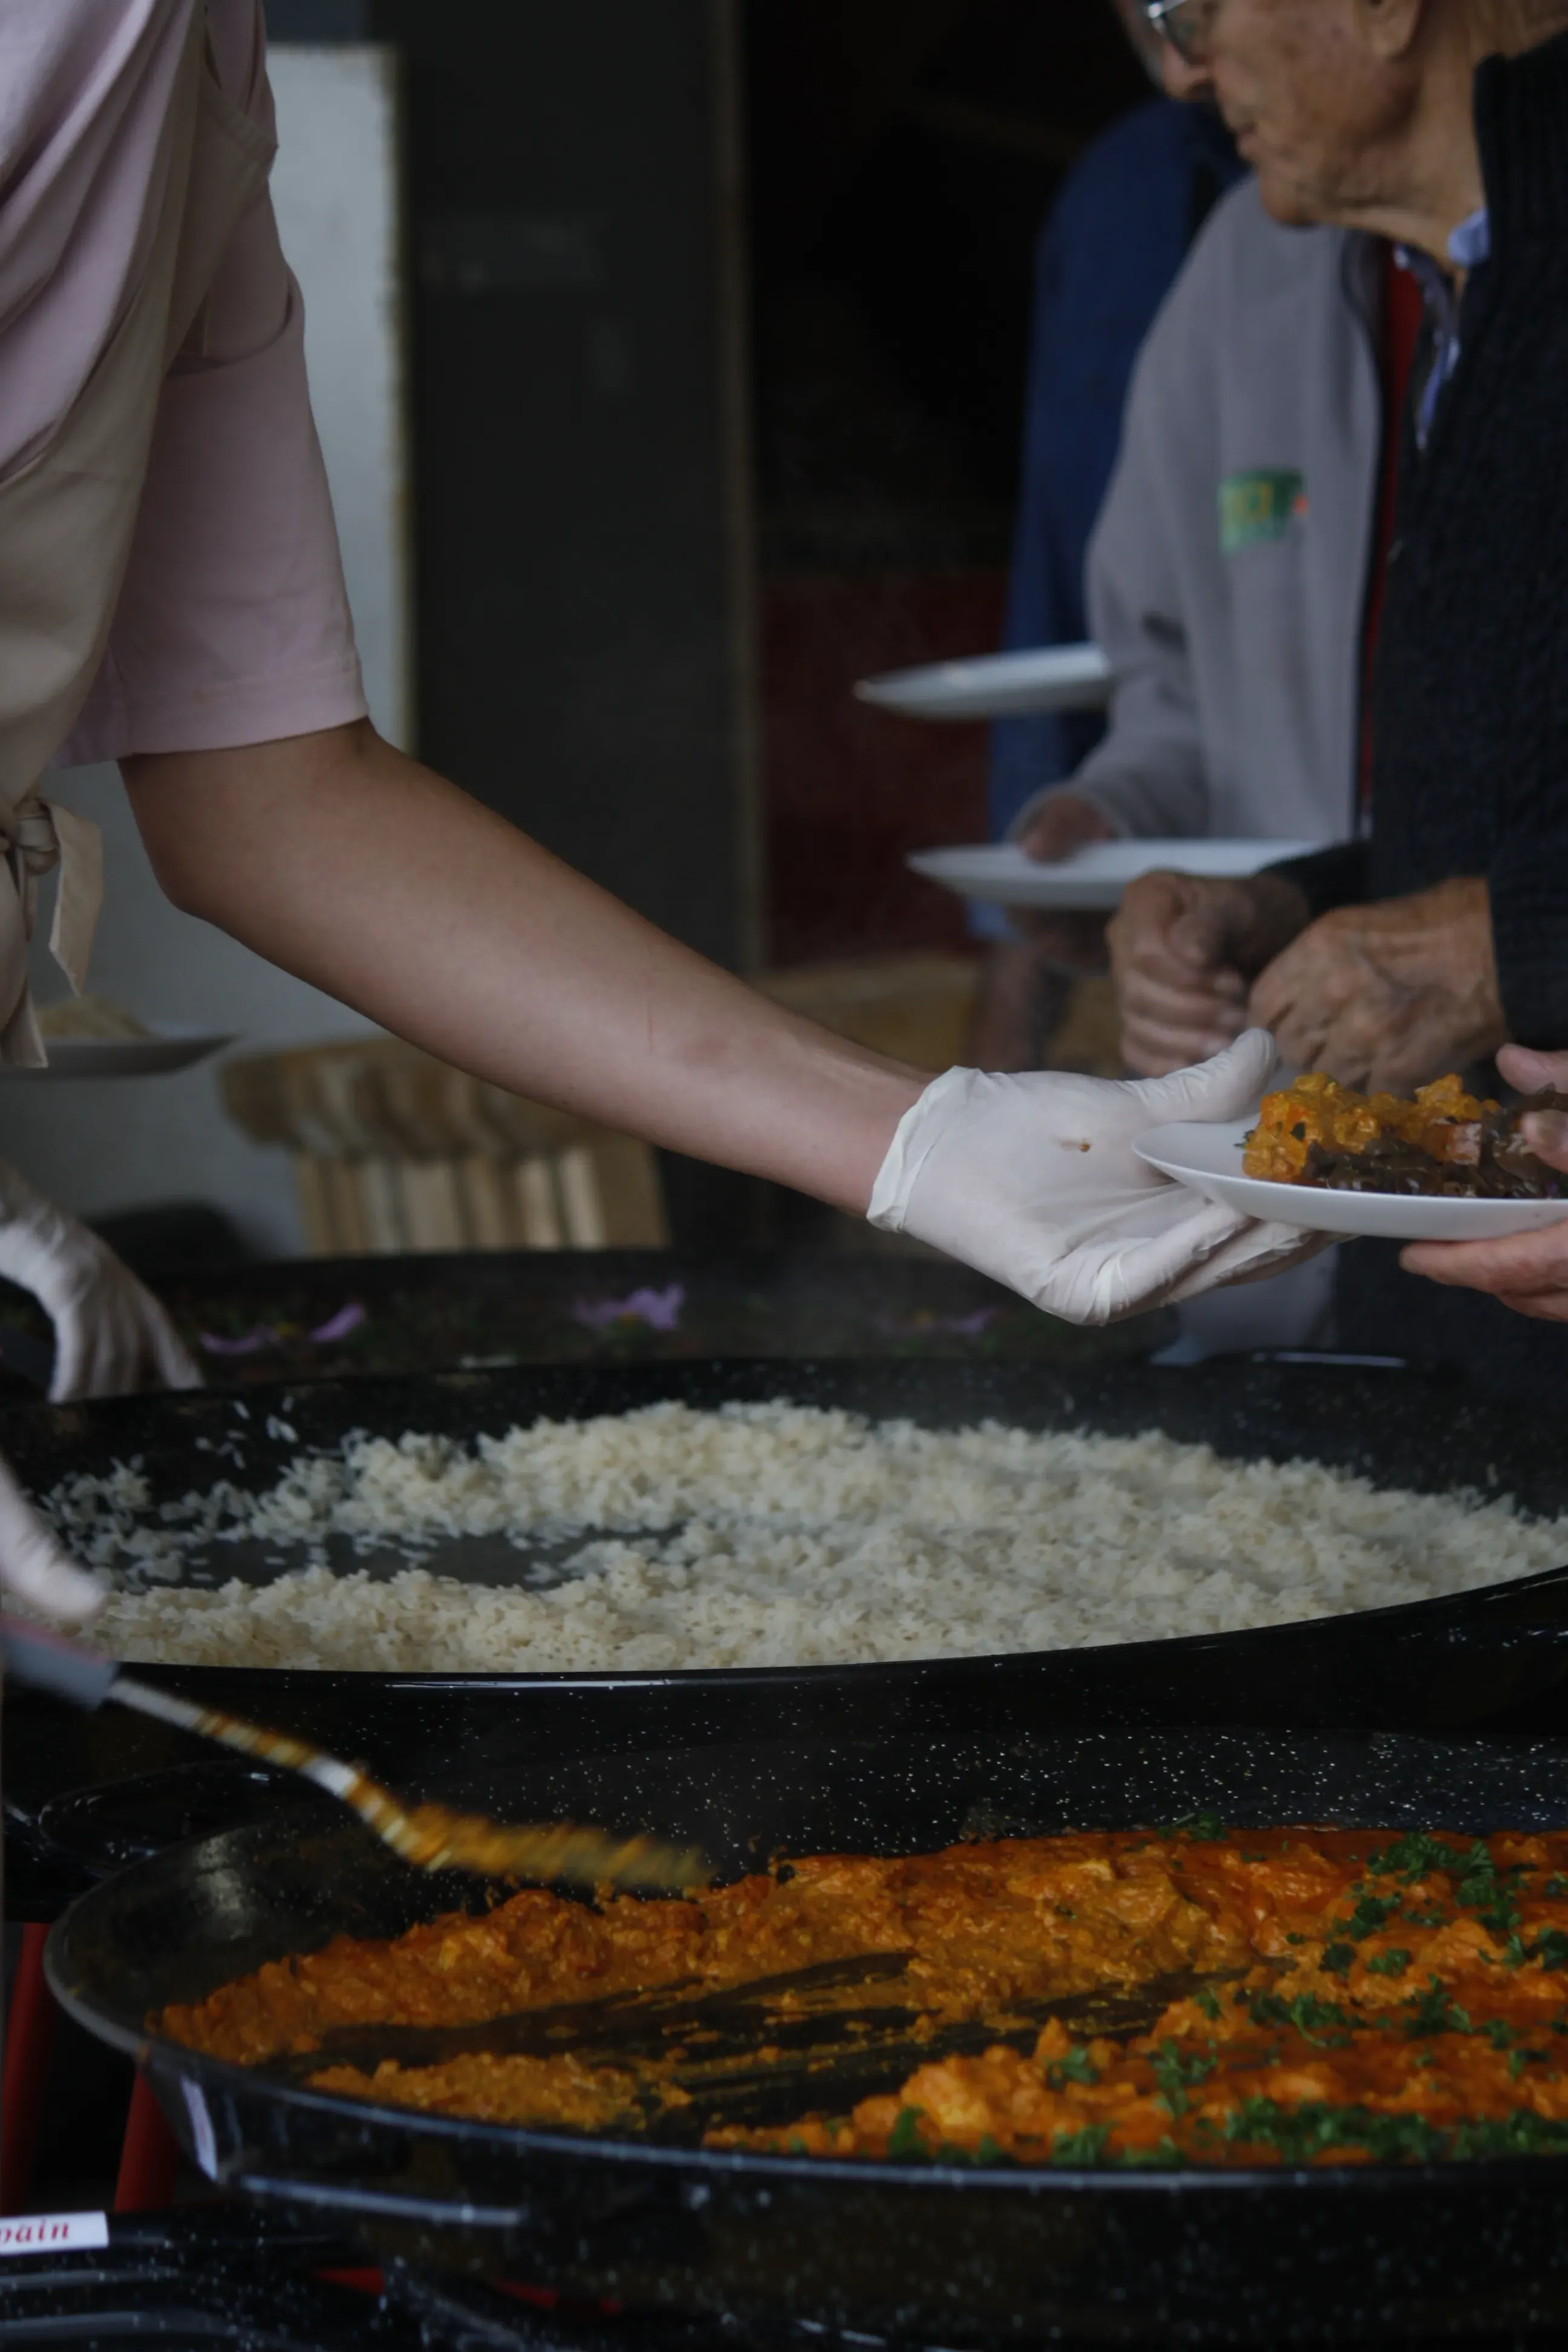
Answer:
[
  {"xmin": 281, "ymin": 2, "xmax": 1147, "ymax": 979},
  {"xmin": 745, "ymin": 0, "xmax": 1148, "ymax": 964},
  {"xmin": 362, "ymin": 0, "xmax": 757, "ymax": 976}
]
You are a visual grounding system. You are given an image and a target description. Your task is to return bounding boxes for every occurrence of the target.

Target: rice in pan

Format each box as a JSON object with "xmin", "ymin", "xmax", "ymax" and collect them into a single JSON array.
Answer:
[{"xmin": 41, "ymin": 1401, "xmax": 1568, "ymax": 1673}]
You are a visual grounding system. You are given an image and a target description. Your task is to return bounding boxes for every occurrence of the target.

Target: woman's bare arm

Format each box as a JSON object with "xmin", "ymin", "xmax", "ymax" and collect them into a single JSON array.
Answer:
[{"xmin": 123, "ymin": 720, "xmax": 926, "ymax": 1215}]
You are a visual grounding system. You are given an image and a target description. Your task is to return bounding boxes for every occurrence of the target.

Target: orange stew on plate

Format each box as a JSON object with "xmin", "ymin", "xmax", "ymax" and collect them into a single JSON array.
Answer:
[{"xmin": 1243, "ymin": 1074, "xmax": 1566, "ymax": 1199}]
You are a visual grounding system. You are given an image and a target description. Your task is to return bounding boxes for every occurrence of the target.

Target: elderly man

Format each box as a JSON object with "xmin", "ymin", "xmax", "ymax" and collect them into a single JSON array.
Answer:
[{"xmin": 1107, "ymin": 0, "xmax": 1568, "ymax": 1094}]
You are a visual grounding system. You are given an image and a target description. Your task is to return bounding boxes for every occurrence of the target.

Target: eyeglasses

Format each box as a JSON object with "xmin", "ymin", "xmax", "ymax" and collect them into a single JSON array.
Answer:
[{"xmin": 1143, "ymin": 0, "xmax": 1220, "ymax": 64}]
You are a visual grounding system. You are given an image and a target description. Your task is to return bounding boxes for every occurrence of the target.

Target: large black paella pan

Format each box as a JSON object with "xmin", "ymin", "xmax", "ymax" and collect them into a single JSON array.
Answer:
[
  {"xmin": 22, "ymin": 1351, "xmax": 1568, "ymax": 2337},
  {"xmin": 44, "ymin": 1720, "xmax": 1568, "ymax": 2346},
  {"xmin": 10, "ymin": 1353, "xmax": 1568, "ymax": 1898}
]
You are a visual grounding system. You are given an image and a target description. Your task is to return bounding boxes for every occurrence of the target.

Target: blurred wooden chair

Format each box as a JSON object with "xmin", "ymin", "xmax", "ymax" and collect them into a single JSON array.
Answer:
[
  {"xmin": 755, "ymin": 952, "xmax": 1120, "ymax": 1078},
  {"xmin": 1042, "ymin": 975, "xmax": 1122, "ymax": 1077},
  {"xmin": 221, "ymin": 1039, "xmax": 668, "ymax": 1256},
  {"xmin": 756, "ymin": 952, "xmax": 980, "ymax": 1071}
]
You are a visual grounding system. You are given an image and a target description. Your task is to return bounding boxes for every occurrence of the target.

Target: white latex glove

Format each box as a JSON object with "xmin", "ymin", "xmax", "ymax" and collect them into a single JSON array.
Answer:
[
  {"xmin": 0, "ymin": 1444, "xmax": 102, "ymax": 1621},
  {"xmin": 867, "ymin": 1028, "xmax": 1317, "ymax": 1327},
  {"xmin": 0, "ymin": 1160, "xmax": 201, "ymax": 1401}
]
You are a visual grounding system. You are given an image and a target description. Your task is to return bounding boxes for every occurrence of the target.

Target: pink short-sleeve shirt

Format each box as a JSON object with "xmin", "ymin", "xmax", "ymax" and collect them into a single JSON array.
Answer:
[{"xmin": 2, "ymin": 0, "xmax": 368, "ymax": 765}]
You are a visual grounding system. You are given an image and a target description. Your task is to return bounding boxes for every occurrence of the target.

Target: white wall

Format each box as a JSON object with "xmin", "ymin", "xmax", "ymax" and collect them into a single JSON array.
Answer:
[
  {"xmin": 0, "ymin": 46, "xmax": 410, "ymax": 1257},
  {"xmin": 268, "ymin": 44, "xmax": 412, "ymax": 755}
]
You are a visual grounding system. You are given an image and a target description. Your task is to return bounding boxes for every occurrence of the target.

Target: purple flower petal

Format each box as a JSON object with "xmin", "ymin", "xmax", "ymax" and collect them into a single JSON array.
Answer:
[
  {"xmin": 198, "ymin": 1327, "xmax": 277, "ymax": 1358},
  {"xmin": 310, "ymin": 1302, "xmax": 367, "ymax": 1345},
  {"xmin": 870, "ymin": 1306, "xmax": 1001, "ymax": 1341},
  {"xmin": 571, "ymin": 1283, "xmax": 685, "ymax": 1333},
  {"xmin": 622, "ymin": 1284, "xmax": 685, "ymax": 1331},
  {"xmin": 947, "ymin": 1307, "xmax": 1001, "ymax": 1338}
]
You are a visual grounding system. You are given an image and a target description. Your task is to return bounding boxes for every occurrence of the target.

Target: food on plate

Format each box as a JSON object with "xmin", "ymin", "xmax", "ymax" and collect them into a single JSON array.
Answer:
[
  {"xmin": 1244, "ymin": 1072, "xmax": 1568, "ymax": 1198},
  {"xmin": 42, "ymin": 1404, "xmax": 1568, "ymax": 1671},
  {"xmin": 34, "ymin": 993, "xmax": 150, "ymax": 1042},
  {"xmin": 160, "ymin": 1820, "xmax": 1568, "ymax": 2168}
]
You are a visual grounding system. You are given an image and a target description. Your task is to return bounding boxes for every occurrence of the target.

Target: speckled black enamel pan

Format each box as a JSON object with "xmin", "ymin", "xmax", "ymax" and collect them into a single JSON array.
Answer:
[
  {"xmin": 10, "ymin": 1356, "xmax": 1568, "ymax": 1914},
  {"xmin": 45, "ymin": 1725, "xmax": 1568, "ymax": 2346}
]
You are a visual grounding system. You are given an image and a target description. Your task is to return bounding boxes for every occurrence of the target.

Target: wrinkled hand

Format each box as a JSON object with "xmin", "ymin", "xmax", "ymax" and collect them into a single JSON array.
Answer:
[
  {"xmin": 0, "ymin": 1162, "xmax": 202, "ymax": 1401},
  {"xmin": 0, "ymin": 1444, "xmax": 102, "ymax": 1621},
  {"xmin": 867, "ymin": 1028, "xmax": 1319, "ymax": 1326},
  {"xmin": 1400, "ymin": 1045, "xmax": 1568, "ymax": 1319},
  {"xmin": 1249, "ymin": 878, "xmax": 1504, "ymax": 1093},
  {"xmin": 1108, "ymin": 871, "xmax": 1309, "ymax": 1077},
  {"xmin": 1016, "ymin": 791, "xmax": 1116, "ymax": 864}
]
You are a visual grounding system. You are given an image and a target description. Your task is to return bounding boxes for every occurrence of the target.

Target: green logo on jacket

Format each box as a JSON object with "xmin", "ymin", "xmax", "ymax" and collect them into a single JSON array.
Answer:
[{"xmin": 1219, "ymin": 469, "xmax": 1308, "ymax": 552}]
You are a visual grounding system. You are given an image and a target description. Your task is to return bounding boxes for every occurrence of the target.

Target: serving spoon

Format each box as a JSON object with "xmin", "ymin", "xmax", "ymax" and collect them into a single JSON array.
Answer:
[{"xmin": 0, "ymin": 1613, "xmax": 706, "ymax": 1892}]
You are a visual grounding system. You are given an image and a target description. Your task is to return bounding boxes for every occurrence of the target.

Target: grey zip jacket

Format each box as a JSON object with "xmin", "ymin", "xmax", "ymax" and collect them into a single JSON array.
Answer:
[{"xmin": 1011, "ymin": 178, "xmax": 1382, "ymax": 849}]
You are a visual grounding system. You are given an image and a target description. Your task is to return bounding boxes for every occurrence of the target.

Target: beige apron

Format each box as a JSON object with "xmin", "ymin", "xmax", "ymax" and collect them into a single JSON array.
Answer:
[{"xmin": 0, "ymin": 4, "xmax": 273, "ymax": 1065}]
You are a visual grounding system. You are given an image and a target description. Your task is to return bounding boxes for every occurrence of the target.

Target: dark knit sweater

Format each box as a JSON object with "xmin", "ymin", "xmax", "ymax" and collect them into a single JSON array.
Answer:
[{"xmin": 1274, "ymin": 27, "xmax": 1568, "ymax": 1047}]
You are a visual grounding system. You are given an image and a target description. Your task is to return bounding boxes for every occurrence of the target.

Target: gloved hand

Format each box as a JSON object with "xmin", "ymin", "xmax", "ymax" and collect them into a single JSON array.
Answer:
[
  {"xmin": 0, "ymin": 1444, "xmax": 102, "ymax": 1620},
  {"xmin": 867, "ymin": 1028, "xmax": 1317, "ymax": 1327},
  {"xmin": 0, "ymin": 1161, "xmax": 201, "ymax": 1401}
]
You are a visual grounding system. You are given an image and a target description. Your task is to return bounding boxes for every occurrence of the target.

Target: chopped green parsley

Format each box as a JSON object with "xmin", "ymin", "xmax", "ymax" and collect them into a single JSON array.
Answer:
[
  {"xmin": 1364, "ymin": 1949, "xmax": 1413, "ymax": 1978},
  {"xmin": 1045, "ymin": 2044, "xmax": 1100, "ymax": 2089}
]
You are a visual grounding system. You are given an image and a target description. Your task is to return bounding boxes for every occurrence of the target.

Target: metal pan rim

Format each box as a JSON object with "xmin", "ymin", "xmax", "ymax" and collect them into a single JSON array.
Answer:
[
  {"xmin": 79, "ymin": 1553, "xmax": 1568, "ymax": 1691},
  {"xmin": 48, "ymin": 1958, "xmax": 1568, "ymax": 2206}
]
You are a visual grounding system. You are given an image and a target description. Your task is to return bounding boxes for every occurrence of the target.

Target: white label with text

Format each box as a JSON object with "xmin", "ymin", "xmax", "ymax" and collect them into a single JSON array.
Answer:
[{"xmin": 0, "ymin": 2210, "xmax": 109, "ymax": 2257}]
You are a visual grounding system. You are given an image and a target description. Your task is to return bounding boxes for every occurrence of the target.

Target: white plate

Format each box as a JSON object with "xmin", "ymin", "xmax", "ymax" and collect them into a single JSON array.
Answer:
[
  {"xmin": 0, "ymin": 1027, "xmax": 237, "ymax": 1080},
  {"xmin": 1134, "ymin": 1119, "xmax": 1568, "ymax": 1241},
  {"xmin": 856, "ymin": 643, "xmax": 1114, "ymax": 721},
  {"xmin": 909, "ymin": 838, "xmax": 1326, "ymax": 913}
]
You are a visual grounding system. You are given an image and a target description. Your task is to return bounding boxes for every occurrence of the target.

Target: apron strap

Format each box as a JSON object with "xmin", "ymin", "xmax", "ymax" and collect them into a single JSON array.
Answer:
[
  {"xmin": 38, "ymin": 799, "xmax": 103, "ymax": 996},
  {"xmin": 0, "ymin": 791, "xmax": 105, "ymax": 1067}
]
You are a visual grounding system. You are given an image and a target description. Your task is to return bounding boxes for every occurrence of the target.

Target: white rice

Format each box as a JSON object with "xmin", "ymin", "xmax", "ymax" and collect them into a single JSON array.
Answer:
[{"xmin": 42, "ymin": 1400, "xmax": 1568, "ymax": 1674}]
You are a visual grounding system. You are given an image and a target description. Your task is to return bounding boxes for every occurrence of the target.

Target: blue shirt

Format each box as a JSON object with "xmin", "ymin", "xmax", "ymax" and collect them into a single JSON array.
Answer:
[
  {"xmin": 1397, "ymin": 206, "xmax": 1491, "ymax": 449},
  {"xmin": 988, "ymin": 102, "xmax": 1244, "ymax": 844}
]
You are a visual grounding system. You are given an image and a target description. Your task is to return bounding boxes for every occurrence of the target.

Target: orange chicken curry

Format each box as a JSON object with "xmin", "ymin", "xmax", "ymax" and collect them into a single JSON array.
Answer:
[{"xmin": 159, "ymin": 1821, "xmax": 1568, "ymax": 2169}]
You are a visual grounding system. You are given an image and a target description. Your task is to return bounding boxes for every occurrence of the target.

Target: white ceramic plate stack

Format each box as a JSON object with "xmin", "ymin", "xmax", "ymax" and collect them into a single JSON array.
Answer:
[{"xmin": 1134, "ymin": 1119, "xmax": 1568, "ymax": 1243}]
